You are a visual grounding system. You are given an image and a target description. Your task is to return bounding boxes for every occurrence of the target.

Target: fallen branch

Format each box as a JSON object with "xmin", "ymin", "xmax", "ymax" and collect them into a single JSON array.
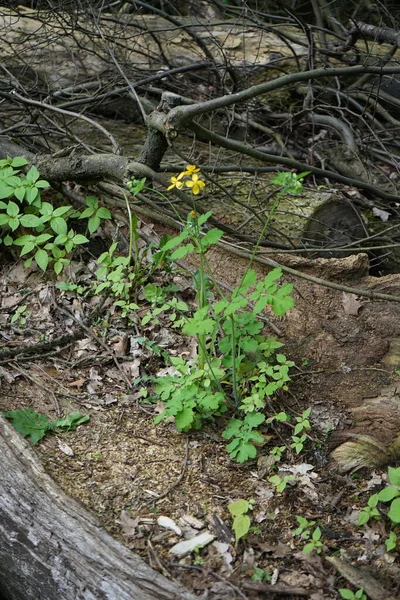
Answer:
[{"xmin": 326, "ymin": 556, "xmax": 398, "ymax": 600}]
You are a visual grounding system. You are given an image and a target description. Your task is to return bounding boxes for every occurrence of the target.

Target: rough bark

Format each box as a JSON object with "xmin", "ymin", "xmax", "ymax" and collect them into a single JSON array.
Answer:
[{"xmin": 0, "ymin": 415, "xmax": 196, "ymax": 600}]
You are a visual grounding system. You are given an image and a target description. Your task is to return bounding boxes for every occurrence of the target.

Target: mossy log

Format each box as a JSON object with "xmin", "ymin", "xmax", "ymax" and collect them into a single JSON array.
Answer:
[
  {"xmin": 0, "ymin": 415, "xmax": 196, "ymax": 600},
  {"xmin": 212, "ymin": 173, "xmax": 365, "ymax": 254}
]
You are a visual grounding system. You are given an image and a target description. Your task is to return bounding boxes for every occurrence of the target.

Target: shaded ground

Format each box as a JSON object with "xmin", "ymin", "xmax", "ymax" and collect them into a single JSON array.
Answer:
[{"xmin": 1, "ymin": 225, "xmax": 400, "ymax": 599}]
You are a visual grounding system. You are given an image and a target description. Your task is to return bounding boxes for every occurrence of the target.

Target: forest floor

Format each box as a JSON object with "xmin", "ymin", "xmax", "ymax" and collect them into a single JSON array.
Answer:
[{"xmin": 1, "ymin": 214, "xmax": 400, "ymax": 599}]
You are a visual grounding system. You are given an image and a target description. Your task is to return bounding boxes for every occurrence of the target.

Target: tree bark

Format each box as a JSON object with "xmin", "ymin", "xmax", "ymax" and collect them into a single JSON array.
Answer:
[{"xmin": 0, "ymin": 415, "xmax": 196, "ymax": 600}]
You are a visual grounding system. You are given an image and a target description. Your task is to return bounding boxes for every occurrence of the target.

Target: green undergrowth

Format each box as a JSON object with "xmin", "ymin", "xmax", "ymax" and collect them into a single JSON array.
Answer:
[
  {"xmin": 1, "ymin": 158, "xmax": 312, "ymax": 464},
  {"xmin": 2, "ymin": 407, "xmax": 89, "ymax": 444},
  {"xmin": 0, "ymin": 156, "xmax": 111, "ymax": 273}
]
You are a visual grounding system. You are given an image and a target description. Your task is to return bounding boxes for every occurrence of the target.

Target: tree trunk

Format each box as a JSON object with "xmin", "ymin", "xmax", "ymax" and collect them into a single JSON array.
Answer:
[{"xmin": 0, "ymin": 416, "xmax": 196, "ymax": 600}]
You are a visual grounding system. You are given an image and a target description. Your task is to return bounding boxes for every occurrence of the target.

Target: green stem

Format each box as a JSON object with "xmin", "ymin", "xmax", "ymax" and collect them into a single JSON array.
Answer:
[
  {"xmin": 230, "ymin": 315, "xmax": 239, "ymax": 406},
  {"xmin": 122, "ymin": 190, "xmax": 134, "ymax": 268},
  {"xmin": 196, "ymin": 240, "xmax": 207, "ymax": 370}
]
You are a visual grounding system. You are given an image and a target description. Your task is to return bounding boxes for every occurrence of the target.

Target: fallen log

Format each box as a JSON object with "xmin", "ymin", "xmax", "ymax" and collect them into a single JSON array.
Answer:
[{"xmin": 0, "ymin": 415, "xmax": 196, "ymax": 600}]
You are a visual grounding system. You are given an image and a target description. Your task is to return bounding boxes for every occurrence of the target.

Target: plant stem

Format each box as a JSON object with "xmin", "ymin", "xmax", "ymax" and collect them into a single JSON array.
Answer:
[
  {"xmin": 229, "ymin": 315, "xmax": 239, "ymax": 406},
  {"xmin": 122, "ymin": 191, "xmax": 134, "ymax": 268},
  {"xmin": 196, "ymin": 237, "xmax": 207, "ymax": 370}
]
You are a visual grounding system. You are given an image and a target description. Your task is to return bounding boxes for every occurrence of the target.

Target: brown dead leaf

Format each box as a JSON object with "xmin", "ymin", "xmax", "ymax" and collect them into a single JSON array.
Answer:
[
  {"xmin": 87, "ymin": 367, "xmax": 103, "ymax": 394},
  {"xmin": 256, "ymin": 541, "xmax": 290, "ymax": 557},
  {"xmin": 75, "ymin": 338, "xmax": 98, "ymax": 357},
  {"xmin": 1, "ymin": 294, "xmax": 22, "ymax": 309},
  {"xmin": 342, "ymin": 292, "xmax": 362, "ymax": 316},
  {"xmin": 68, "ymin": 377, "xmax": 87, "ymax": 390},
  {"xmin": 120, "ymin": 510, "xmax": 140, "ymax": 538},
  {"xmin": 109, "ymin": 334, "xmax": 129, "ymax": 356}
]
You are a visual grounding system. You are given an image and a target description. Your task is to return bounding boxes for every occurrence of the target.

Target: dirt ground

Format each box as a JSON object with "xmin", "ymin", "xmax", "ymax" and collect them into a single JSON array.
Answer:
[{"xmin": 1, "ymin": 227, "xmax": 400, "ymax": 599}]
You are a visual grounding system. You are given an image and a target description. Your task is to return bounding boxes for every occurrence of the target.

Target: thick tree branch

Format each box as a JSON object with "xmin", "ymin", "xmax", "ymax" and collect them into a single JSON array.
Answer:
[
  {"xmin": 188, "ymin": 122, "xmax": 400, "ymax": 204},
  {"xmin": 154, "ymin": 65, "xmax": 400, "ymax": 132}
]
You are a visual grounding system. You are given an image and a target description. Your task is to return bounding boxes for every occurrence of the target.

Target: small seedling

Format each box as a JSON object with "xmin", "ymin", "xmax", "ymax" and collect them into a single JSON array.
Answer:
[
  {"xmin": 339, "ymin": 588, "xmax": 367, "ymax": 600},
  {"xmin": 293, "ymin": 515, "xmax": 316, "ymax": 540},
  {"xmin": 358, "ymin": 494, "xmax": 381, "ymax": 525},
  {"xmin": 386, "ymin": 531, "xmax": 398, "ymax": 552},
  {"xmin": 270, "ymin": 445, "xmax": 286, "ymax": 461},
  {"xmin": 228, "ymin": 498, "xmax": 254, "ymax": 544},
  {"xmin": 10, "ymin": 304, "xmax": 30, "ymax": 325},
  {"xmin": 290, "ymin": 434, "xmax": 308, "ymax": 454},
  {"xmin": 302, "ymin": 526, "xmax": 323, "ymax": 554},
  {"xmin": 358, "ymin": 466, "xmax": 400, "ymax": 552},
  {"xmin": 294, "ymin": 407, "xmax": 311, "ymax": 435},
  {"xmin": 79, "ymin": 195, "xmax": 111, "ymax": 233},
  {"xmin": 252, "ymin": 567, "xmax": 272, "ymax": 581},
  {"xmin": 193, "ymin": 545, "xmax": 205, "ymax": 565},
  {"xmin": 268, "ymin": 474, "xmax": 294, "ymax": 493},
  {"xmin": 222, "ymin": 413, "xmax": 265, "ymax": 463},
  {"xmin": 3, "ymin": 407, "xmax": 89, "ymax": 444}
]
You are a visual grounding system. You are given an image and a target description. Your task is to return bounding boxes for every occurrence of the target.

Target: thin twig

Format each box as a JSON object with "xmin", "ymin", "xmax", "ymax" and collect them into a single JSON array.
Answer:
[{"xmin": 153, "ymin": 437, "xmax": 190, "ymax": 503}]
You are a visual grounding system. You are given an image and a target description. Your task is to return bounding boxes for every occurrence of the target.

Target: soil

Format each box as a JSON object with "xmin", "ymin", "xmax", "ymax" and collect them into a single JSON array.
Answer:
[{"xmin": 1, "ymin": 223, "xmax": 400, "ymax": 599}]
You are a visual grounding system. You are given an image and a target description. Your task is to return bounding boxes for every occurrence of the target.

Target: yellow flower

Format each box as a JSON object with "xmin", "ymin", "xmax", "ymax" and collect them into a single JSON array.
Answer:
[
  {"xmin": 167, "ymin": 174, "xmax": 184, "ymax": 190},
  {"xmin": 186, "ymin": 174, "xmax": 205, "ymax": 195},
  {"xmin": 182, "ymin": 164, "xmax": 200, "ymax": 176}
]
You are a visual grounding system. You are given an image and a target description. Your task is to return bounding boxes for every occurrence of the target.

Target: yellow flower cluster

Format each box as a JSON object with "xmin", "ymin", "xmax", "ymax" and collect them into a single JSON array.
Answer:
[{"xmin": 167, "ymin": 164, "xmax": 205, "ymax": 195}]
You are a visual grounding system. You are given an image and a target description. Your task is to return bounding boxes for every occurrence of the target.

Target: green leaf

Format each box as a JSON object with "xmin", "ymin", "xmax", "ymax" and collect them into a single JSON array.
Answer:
[
  {"xmin": 357, "ymin": 510, "xmax": 370, "ymax": 526},
  {"xmin": 6, "ymin": 201, "xmax": 19, "ymax": 217},
  {"xmin": 8, "ymin": 217, "xmax": 20, "ymax": 231},
  {"xmin": 0, "ymin": 182, "xmax": 15, "ymax": 198},
  {"xmin": 377, "ymin": 487, "xmax": 399, "ymax": 502},
  {"xmin": 222, "ymin": 419, "xmax": 242, "ymax": 439},
  {"xmin": 14, "ymin": 187, "xmax": 26, "ymax": 202},
  {"xmin": 385, "ymin": 531, "xmax": 397, "ymax": 552},
  {"xmin": 388, "ymin": 497, "xmax": 400, "ymax": 523},
  {"xmin": 235, "ymin": 442, "xmax": 257, "ymax": 462},
  {"xmin": 14, "ymin": 234, "xmax": 35, "ymax": 246},
  {"xmin": 85, "ymin": 195, "xmax": 99, "ymax": 208},
  {"xmin": 20, "ymin": 241, "xmax": 35, "ymax": 256},
  {"xmin": 88, "ymin": 215, "xmax": 101, "ymax": 233},
  {"xmin": 54, "ymin": 261, "xmax": 63, "ymax": 275},
  {"xmin": 200, "ymin": 228, "xmax": 224, "ymax": 248},
  {"xmin": 183, "ymin": 308, "xmax": 215, "ymax": 336},
  {"xmin": 35, "ymin": 180, "xmax": 49, "ymax": 189},
  {"xmin": 25, "ymin": 186, "xmax": 39, "ymax": 204},
  {"xmin": 72, "ymin": 234, "xmax": 89, "ymax": 244},
  {"xmin": 175, "ymin": 406, "xmax": 195, "ymax": 431},
  {"xmin": 35, "ymin": 248, "xmax": 49, "ymax": 271},
  {"xmin": 162, "ymin": 231, "xmax": 189, "ymax": 251},
  {"xmin": 19, "ymin": 214, "xmax": 42, "ymax": 228},
  {"xmin": 302, "ymin": 542, "xmax": 315, "ymax": 555},
  {"xmin": 388, "ymin": 466, "xmax": 400, "ymax": 487},
  {"xmin": 368, "ymin": 493, "xmax": 379, "ymax": 508},
  {"xmin": 312, "ymin": 527, "xmax": 321, "ymax": 541},
  {"xmin": 79, "ymin": 207, "xmax": 95, "ymax": 219},
  {"xmin": 26, "ymin": 165, "xmax": 40, "ymax": 183},
  {"xmin": 11, "ymin": 157, "xmax": 29, "ymax": 167},
  {"xmin": 53, "ymin": 206, "xmax": 72, "ymax": 217},
  {"xmin": 339, "ymin": 590, "xmax": 355, "ymax": 600},
  {"xmin": 197, "ymin": 211, "xmax": 212, "ymax": 225},
  {"xmin": 52, "ymin": 412, "xmax": 90, "ymax": 430},
  {"xmin": 2, "ymin": 408, "xmax": 51, "ymax": 444},
  {"xmin": 51, "ymin": 216, "xmax": 68, "ymax": 235},
  {"xmin": 238, "ymin": 269, "xmax": 257, "ymax": 292},
  {"xmin": 97, "ymin": 207, "xmax": 111, "ymax": 219},
  {"xmin": 171, "ymin": 243, "xmax": 195, "ymax": 260},
  {"xmin": 232, "ymin": 514, "xmax": 251, "ymax": 542},
  {"xmin": 245, "ymin": 412, "xmax": 265, "ymax": 428},
  {"xmin": 228, "ymin": 499, "xmax": 250, "ymax": 516}
]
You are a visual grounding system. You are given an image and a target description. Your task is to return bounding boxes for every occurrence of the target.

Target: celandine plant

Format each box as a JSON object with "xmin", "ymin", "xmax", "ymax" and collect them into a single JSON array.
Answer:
[{"xmin": 147, "ymin": 165, "xmax": 298, "ymax": 463}]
